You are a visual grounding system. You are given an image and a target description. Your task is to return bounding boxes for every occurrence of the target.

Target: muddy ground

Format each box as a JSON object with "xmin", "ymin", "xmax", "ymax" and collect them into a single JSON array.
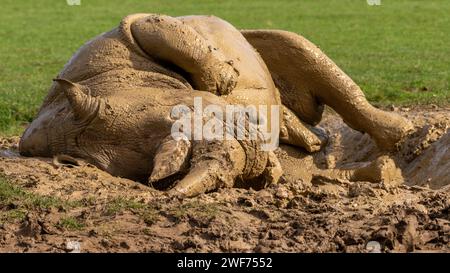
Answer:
[{"xmin": 0, "ymin": 106, "xmax": 448, "ymax": 253}]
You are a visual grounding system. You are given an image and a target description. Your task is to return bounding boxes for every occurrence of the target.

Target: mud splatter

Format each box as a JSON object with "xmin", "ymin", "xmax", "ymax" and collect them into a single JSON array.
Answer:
[{"xmin": 0, "ymin": 108, "xmax": 448, "ymax": 252}]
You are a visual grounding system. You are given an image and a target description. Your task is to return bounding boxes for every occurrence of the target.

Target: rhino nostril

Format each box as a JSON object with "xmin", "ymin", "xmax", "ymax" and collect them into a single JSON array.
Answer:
[
  {"xmin": 19, "ymin": 127, "xmax": 50, "ymax": 157},
  {"xmin": 19, "ymin": 149, "xmax": 32, "ymax": 157}
]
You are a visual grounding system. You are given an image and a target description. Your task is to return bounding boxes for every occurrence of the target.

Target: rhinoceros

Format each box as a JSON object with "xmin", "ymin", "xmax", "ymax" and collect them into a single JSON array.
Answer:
[{"xmin": 19, "ymin": 14, "xmax": 413, "ymax": 197}]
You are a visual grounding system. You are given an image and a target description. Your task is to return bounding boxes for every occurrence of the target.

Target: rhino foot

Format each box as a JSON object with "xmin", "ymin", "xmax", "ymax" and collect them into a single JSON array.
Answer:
[
  {"xmin": 314, "ymin": 156, "xmax": 403, "ymax": 186},
  {"xmin": 280, "ymin": 105, "xmax": 328, "ymax": 152}
]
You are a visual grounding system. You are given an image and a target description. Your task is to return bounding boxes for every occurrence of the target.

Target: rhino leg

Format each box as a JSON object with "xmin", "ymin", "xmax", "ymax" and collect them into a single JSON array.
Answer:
[
  {"xmin": 130, "ymin": 14, "xmax": 238, "ymax": 95},
  {"xmin": 166, "ymin": 142, "xmax": 281, "ymax": 197},
  {"xmin": 164, "ymin": 140, "xmax": 282, "ymax": 197},
  {"xmin": 258, "ymin": 151, "xmax": 283, "ymax": 188},
  {"xmin": 280, "ymin": 105, "xmax": 327, "ymax": 152},
  {"xmin": 168, "ymin": 139, "xmax": 246, "ymax": 197},
  {"xmin": 243, "ymin": 30, "xmax": 413, "ymax": 151},
  {"xmin": 310, "ymin": 75, "xmax": 414, "ymax": 151}
]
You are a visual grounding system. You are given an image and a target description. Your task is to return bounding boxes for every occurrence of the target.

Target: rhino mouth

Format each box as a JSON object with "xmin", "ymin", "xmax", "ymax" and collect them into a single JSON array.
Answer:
[{"xmin": 19, "ymin": 111, "xmax": 53, "ymax": 157}]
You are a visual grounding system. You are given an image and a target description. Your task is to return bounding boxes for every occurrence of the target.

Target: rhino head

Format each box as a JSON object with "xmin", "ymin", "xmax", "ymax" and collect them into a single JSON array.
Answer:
[{"xmin": 20, "ymin": 79, "xmax": 162, "ymax": 180}]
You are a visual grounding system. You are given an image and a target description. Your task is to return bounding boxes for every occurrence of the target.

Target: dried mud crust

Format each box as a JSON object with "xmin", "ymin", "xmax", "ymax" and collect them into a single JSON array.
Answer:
[{"xmin": 0, "ymin": 107, "xmax": 449, "ymax": 253}]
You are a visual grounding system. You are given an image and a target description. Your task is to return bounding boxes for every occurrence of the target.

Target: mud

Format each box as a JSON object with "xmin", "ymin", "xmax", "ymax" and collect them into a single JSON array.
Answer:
[{"xmin": 1, "ymin": 107, "xmax": 448, "ymax": 252}]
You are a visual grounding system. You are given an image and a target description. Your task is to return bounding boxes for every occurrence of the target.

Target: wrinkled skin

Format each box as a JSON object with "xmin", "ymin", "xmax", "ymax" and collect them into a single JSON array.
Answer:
[{"xmin": 19, "ymin": 14, "xmax": 413, "ymax": 197}]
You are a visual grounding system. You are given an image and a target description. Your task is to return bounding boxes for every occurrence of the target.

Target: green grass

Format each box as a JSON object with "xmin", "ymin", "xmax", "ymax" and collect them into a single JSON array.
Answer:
[
  {"xmin": 169, "ymin": 200, "xmax": 219, "ymax": 221},
  {"xmin": 0, "ymin": 176, "xmax": 75, "ymax": 210},
  {"xmin": 105, "ymin": 197, "xmax": 160, "ymax": 225},
  {"xmin": 0, "ymin": 175, "xmax": 79, "ymax": 224},
  {"xmin": 57, "ymin": 216, "xmax": 84, "ymax": 231},
  {"xmin": 0, "ymin": 176, "xmax": 158, "ymax": 226},
  {"xmin": 105, "ymin": 197, "xmax": 147, "ymax": 215},
  {"xmin": 0, "ymin": 0, "xmax": 449, "ymax": 135}
]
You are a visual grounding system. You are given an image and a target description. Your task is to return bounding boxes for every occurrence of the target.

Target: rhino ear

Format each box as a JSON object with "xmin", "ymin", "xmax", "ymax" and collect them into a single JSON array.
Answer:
[{"xmin": 53, "ymin": 78, "xmax": 99, "ymax": 120}]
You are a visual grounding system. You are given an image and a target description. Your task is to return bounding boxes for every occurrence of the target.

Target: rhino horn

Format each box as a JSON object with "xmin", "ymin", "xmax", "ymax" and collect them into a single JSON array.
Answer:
[
  {"xmin": 53, "ymin": 78, "xmax": 99, "ymax": 120},
  {"xmin": 149, "ymin": 136, "xmax": 191, "ymax": 184}
]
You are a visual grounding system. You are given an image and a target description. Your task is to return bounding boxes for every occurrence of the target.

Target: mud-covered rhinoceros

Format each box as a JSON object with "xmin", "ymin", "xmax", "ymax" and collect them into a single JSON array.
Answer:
[{"xmin": 19, "ymin": 14, "xmax": 413, "ymax": 197}]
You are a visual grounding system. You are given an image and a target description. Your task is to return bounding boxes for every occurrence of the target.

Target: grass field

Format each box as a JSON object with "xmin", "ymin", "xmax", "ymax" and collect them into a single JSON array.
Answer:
[{"xmin": 0, "ymin": 0, "xmax": 449, "ymax": 135}]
